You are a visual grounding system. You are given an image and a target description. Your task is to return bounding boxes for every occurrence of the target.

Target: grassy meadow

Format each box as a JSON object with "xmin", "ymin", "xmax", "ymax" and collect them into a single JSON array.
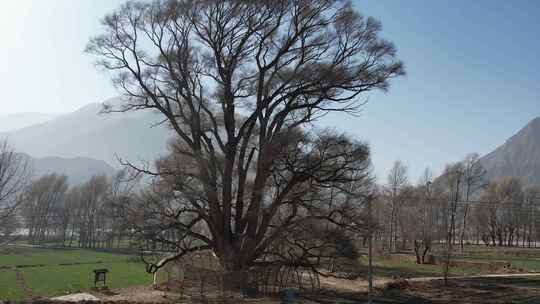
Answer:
[
  {"xmin": 0, "ymin": 246, "xmax": 152, "ymax": 300},
  {"xmin": 2, "ymin": 243, "xmax": 540, "ymax": 300}
]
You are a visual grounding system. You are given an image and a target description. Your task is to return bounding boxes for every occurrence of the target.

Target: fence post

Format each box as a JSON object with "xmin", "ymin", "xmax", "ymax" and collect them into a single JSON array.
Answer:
[{"xmin": 368, "ymin": 195, "xmax": 373, "ymax": 304}]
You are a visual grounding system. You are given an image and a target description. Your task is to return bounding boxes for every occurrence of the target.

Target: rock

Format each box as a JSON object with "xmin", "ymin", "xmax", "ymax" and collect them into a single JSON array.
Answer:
[{"xmin": 50, "ymin": 293, "xmax": 100, "ymax": 302}]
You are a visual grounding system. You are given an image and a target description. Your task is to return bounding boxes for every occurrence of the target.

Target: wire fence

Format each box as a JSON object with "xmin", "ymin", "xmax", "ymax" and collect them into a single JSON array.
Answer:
[{"xmin": 155, "ymin": 257, "xmax": 321, "ymax": 302}]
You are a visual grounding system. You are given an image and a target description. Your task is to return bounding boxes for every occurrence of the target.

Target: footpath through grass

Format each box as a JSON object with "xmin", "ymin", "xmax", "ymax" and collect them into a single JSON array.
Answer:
[{"xmin": 0, "ymin": 246, "xmax": 152, "ymax": 301}]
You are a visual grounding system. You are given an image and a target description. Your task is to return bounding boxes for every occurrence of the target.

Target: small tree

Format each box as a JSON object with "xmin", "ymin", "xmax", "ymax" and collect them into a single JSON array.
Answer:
[
  {"xmin": 439, "ymin": 163, "xmax": 464, "ymax": 285},
  {"xmin": 408, "ymin": 169, "xmax": 439, "ymax": 264},
  {"xmin": 0, "ymin": 140, "xmax": 31, "ymax": 246},
  {"xmin": 459, "ymin": 153, "xmax": 486, "ymax": 251},
  {"xmin": 385, "ymin": 160, "xmax": 408, "ymax": 252},
  {"xmin": 77, "ymin": 175, "xmax": 111, "ymax": 248},
  {"xmin": 22, "ymin": 174, "xmax": 68, "ymax": 245},
  {"xmin": 523, "ymin": 186, "xmax": 540, "ymax": 247}
]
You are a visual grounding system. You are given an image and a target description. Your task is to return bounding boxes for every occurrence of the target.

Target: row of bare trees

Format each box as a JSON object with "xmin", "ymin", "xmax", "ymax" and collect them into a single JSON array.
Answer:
[
  {"xmin": 0, "ymin": 139, "xmax": 146, "ymax": 250},
  {"xmin": 0, "ymin": 141, "xmax": 31, "ymax": 245},
  {"xmin": 375, "ymin": 154, "xmax": 540, "ymax": 264},
  {"xmin": 20, "ymin": 172, "xmax": 139, "ymax": 249},
  {"xmin": 474, "ymin": 177, "xmax": 540, "ymax": 248}
]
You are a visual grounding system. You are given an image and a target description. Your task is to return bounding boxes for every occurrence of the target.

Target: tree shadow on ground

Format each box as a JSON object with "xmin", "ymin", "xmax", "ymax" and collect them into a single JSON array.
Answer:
[
  {"xmin": 402, "ymin": 278, "xmax": 540, "ymax": 304},
  {"xmin": 300, "ymin": 277, "xmax": 540, "ymax": 304},
  {"xmin": 299, "ymin": 288, "xmax": 434, "ymax": 304},
  {"xmin": 356, "ymin": 264, "xmax": 442, "ymax": 279}
]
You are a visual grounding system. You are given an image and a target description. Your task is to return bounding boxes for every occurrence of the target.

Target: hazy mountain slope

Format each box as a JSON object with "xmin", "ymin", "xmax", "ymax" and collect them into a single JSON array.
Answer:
[
  {"xmin": 480, "ymin": 117, "xmax": 540, "ymax": 185},
  {"xmin": 1, "ymin": 98, "xmax": 173, "ymax": 167},
  {"xmin": 29, "ymin": 155, "xmax": 115, "ymax": 185},
  {"xmin": 0, "ymin": 112, "xmax": 59, "ymax": 132}
]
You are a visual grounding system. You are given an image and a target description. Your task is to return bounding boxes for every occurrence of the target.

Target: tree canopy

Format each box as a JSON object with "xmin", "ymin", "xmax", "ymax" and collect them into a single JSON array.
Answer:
[{"xmin": 87, "ymin": 0, "xmax": 404, "ymax": 273}]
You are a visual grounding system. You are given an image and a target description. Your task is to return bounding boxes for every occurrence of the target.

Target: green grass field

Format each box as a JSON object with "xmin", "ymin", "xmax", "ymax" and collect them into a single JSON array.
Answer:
[
  {"xmin": 451, "ymin": 245, "xmax": 540, "ymax": 272},
  {"xmin": 358, "ymin": 255, "xmax": 484, "ymax": 278},
  {"xmin": 4, "ymin": 244, "xmax": 540, "ymax": 301},
  {"xmin": 357, "ymin": 244, "xmax": 540, "ymax": 279},
  {"xmin": 0, "ymin": 246, "xmax": 135, "ymax": 267},
  {"xmin": 0, "ymin": 246, "xmax": 152, "ymax": 300}
]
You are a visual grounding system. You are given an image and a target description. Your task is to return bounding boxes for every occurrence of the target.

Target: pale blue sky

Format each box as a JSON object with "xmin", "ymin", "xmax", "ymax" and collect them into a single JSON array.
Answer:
[
  {"xmin": 1, "ymin": 1, "xmax": 540, "ymax": 181},
  {"xmin": 0, "ymin": 1, "xmax": 121, "ymax": 114},
  {"xmin": 320, "ymin": 0, "xmax": 540, "ymax": 182}
]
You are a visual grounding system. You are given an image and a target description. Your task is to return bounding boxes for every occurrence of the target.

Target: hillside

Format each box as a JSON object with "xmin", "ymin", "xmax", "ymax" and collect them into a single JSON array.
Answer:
[
  {"xmin": 480, "ymin": 117, "xmax": 540, "ymax": 185},
  {"xmin": 1, "ymin": 98, "xmax": 173, "ymax": 168},
  {"xmin": 0, "ymin": 112, "xmax": 59, "ymax": 132},
  {"xmin": 29, "ymin": 155, "xmax": 115, "ymax": 185}
]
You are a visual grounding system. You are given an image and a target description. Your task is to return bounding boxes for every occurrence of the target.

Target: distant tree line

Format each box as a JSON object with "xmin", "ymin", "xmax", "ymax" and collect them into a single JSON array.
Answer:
[
  {"xmin": 5, "ymin": 138, "xmax": 540, "ymax": 264},
  {"xmin": 374, "ymin": 154, "xmax": 540, "ymax": 265},
  {"xmin": 20, "ymin": 171, "xmax": 140, "ymax": 249},
  {"xmin": 0, "ymin": 140, "xmax": 31, "ymax": 246}
]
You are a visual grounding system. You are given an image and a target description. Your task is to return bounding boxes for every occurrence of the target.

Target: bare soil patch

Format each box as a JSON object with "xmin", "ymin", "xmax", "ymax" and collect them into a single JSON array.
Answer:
[
  {"xmin": 89, "ymin": 285, "xmax": 283, "ymax": 303},
  {"xmin": 90, "ymin": 285, "xmax": 171, "ymax": 303},
  {"xmin": 39, "ymin": 275, "xmax": 540, "ymax": 303}
]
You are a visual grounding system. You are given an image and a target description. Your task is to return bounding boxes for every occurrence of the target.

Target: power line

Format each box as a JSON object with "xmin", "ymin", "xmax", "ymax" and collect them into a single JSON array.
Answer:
[{"xmin": 381, "ymin": 194, "xmax": 540, "ymax": 211}]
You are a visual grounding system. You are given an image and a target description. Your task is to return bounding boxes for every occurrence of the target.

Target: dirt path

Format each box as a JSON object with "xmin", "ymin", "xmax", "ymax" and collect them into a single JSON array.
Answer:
[
  {"xmin": 92, "ymin": 284, "xmax": 283, "ymax": 303},
  {"xmin": 14, "ymin": 268, "xmax": 35, "ymax": 298},
  {"xmin": 407, "ymin": 272, "xmax": 540, "ymax": 282}
]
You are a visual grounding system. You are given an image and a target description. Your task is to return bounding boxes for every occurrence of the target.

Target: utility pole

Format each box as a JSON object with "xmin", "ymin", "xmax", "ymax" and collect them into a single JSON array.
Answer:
[{"xmin": 367, "ymin": 195, "xmax": 373, "ymax": 304}]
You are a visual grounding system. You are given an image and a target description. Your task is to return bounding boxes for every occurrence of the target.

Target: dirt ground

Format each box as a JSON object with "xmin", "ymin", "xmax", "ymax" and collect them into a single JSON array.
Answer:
[
  {"xmin": 85, "ymin": 275, "xmax": 390, "ymax": 303},
  {"xmin": 90, "ymin": 284, "xmax": 284, "ymax": 303},
  {"xmin": 91, "ymin": 285, "xmax": 173, "ymax": 303},
  {"xmin": 306, "ymin": 276, "xmax": 540, "ymax": 303},
  {"xmin": 83, "ymin": 275, "xmax": 540, "ymax": 303},
  {"xmin": 398, "ymin": 278, "xmax": 540, "ymax": 304}
]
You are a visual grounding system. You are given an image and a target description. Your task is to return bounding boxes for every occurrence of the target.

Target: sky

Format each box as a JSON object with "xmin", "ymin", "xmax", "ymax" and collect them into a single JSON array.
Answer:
[
  {"xmin": 0, "ymin": 1, "xmax": 122, "ymax": 114},
  {"xmin": 1, "ymin": 1, "xmax": 540, "ymax": 182}
]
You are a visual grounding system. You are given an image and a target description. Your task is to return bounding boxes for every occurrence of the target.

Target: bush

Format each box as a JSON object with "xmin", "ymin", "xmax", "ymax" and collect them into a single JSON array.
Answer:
[{"xmin": 384, "ymin": 279, "xmax": 410, "ymax": 290}]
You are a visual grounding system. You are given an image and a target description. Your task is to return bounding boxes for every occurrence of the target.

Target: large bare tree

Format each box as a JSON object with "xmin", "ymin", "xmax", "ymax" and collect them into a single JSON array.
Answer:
[{"xmin": 87, "ymin": 0, "xmax": 403, "ymax": 274}]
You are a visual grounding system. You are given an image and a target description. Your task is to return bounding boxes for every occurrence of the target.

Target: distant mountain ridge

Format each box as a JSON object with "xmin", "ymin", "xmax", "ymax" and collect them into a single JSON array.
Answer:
[
  {"xmin": 1, "ymin": 97, "xmax": 173, "ymax": 169},
  {"xmin": 480, "ymin": 117, "xmax": 540, "ymax": 185},
  {"xmin": 0, "ymin": 112, "xmax": 59, "ymax": 132},
  {"xmin": 27, "ymin": 155, "xmax": 115, "ymax": 185}
]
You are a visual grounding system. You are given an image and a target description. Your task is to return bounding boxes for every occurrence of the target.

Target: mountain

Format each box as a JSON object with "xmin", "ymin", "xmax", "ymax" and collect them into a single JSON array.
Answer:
[
  {"xmin": 480, "ymin": 117, "xmax": 540, "ymax": 185},
  {"xmin": 29, "ymin": 155, "xmax": 115, "ymax": 185},
  {"xmin": 1, "ymin": 98, "xmax": 173, "ymax": 168},
  {"xmin": 0, "ymin": 112, "xmax": 59, "ymax": 132}
]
